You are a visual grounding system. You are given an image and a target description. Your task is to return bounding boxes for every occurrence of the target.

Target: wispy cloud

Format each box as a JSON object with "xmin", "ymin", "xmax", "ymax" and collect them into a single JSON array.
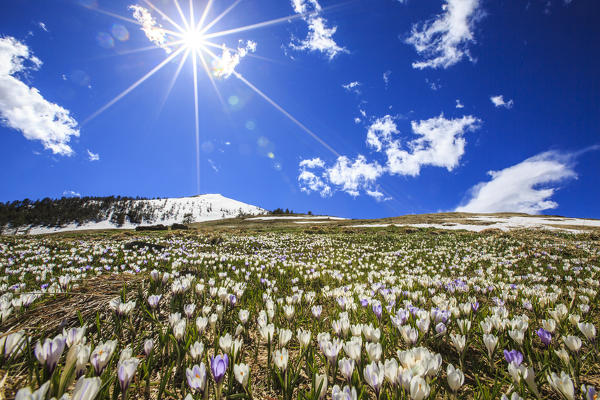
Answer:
[
  {"xmin": 290, "ymin": 0, "xmax": 348, "ymax": 60},
  {"xmin": 455, "ymin": 99, "xmax": 464, "ymax": 108},
  {"xmin": 62, "ymin": 190, "xmax": 81, "ymax": 197},
  {"xmin": 490, "ymin": 95, "xmax": 514, "ymax": 109},
  {"xmin": 212, "ymin": 40, "xmax": 257, "ymax": 79},
  {"xmin": 299, "ymin": 114, "xmax": 480, "ymax": 198},
  {"xmin": 456, "ymin": 151, "xmax": 578, "ymax": 214},
  {"xmin": 0, "ymin": 36, "xmax": 79, "ymax": 155},
  {"xmin": 129, "ymin": 5, "xmax": 171, "ymax": 53},
  {"xmin": 405, "ymin": 0, "xmax": 484, "ymax": 69},
  {"xmin": 208, "ymin": 158, "xmax": 219, "ymax": 172},
  {"xmin": 87, "ymin": 149, "xmax": 99, "ymax": 161},
  {"xmin": 383, "ymin": 70, "xmax": 391, "ymax": 87},
  {"xmin": 38, "ymin": 22, "xmax": 48, "ymax": 32},
  {"xmin": 342, "ymin": 81, "xmax": 361, "ymax": 94}
]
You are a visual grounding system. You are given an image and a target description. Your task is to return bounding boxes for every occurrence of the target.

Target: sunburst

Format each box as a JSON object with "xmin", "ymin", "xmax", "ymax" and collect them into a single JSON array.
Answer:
[{"xmin": 83, "ymin": 0, "xmax": 339, "ymax": 193}]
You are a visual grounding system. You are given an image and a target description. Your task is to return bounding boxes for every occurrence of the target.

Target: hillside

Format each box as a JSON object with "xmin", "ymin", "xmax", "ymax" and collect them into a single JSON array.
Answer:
[{"xmin": 0, "ymin": 194, "xmax": 267, "ymax": 234}]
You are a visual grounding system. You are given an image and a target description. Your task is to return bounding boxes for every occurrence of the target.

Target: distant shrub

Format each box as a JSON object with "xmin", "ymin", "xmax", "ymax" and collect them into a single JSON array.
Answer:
[
  {"xmin": 171, "ymin": 223, "xmax": 188, "ymax": 230},
  {"xmin": 135, "ymin": 225, "xmax": 167, "ymax": 231}
]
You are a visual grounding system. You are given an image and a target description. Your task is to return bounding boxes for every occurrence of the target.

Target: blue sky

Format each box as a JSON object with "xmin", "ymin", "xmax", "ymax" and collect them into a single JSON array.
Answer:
[{"xmin": 0, "ymin": 0, "xmax": 598, "ymax": 218}]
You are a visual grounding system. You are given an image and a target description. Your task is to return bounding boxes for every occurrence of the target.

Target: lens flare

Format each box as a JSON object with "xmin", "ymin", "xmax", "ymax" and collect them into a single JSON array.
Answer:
[{"xmin": 83, "ymin": 0, "xmax": 342, "ymax": 194}]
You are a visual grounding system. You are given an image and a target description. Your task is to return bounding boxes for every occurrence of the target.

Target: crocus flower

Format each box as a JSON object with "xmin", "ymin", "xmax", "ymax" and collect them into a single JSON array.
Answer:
[
  {"xmin": 147, "ymin": 294, "xmax": 161, "ymax": 309},
  {"xmin": 297, "ymin": 328, "xmax": 312, "ymax": 350},
  {"xmin": 435, "ymin": 322, "xmax": 447, "ymax": 335},
  {"xmin": 332, "ymin": 385, "xmax": 358, "ymax": 400},
  {"xmin": 239, "ymin": 309, "xmax": 249, "ymax": 325},
  {"xmin": 578, "ymin": 322, "xmax": 597, "ymax": 341},
  {"xmin": 64, "ymin": 325, "xmax": 87, "ymax": 347},
  {"xmin": 315, "ymin": 373, "xmax": 328, "ymax": 399},
  {"xmin": 184, "ymin": 303, "xmax": 196, "ymax": 319},
  {"xmin": 0, "ymin": 330, "xmax": 26, "ymax": 357},
  {"xmin": 35, "ymin": 335, "xmax": 66, "ymax": 373},
  {"xmin": 219, "ymin": 333, "xmax": 232, "ymax": 354},
  {"xmin": 173, "ymin": 319, "xmax": 186, "ymax": 341},
  {"xmin": 71, "ymin": 376, "xmax": 102, "ymax": 400},
  {"xmin": 89, "ymin": 340, "xmax": 117, "ymax": 375},
  {"xmin": 211, "ymin": 354, "xmax": 229, "ymax": 384},
  {"xmin": 447, "ymin": 364, "xmax": 464, "ymax": 392},
  {"xmin": 279, "ymin": 328, "xmax": 292, "ymax": 348},
  {"xmin": 364, "ymin": 361, "xmax": 384, "ymax": 395},
  {"xmin": 117, "ymin": 358, "xmax": 140, "ymax": 394},
  {"xmin": 483, "ymin": 334, "xmax": 498, "ymax": 359},
  {"xmin": 190, "ymin": 341, "xmax": 204, "ymax": 360},
  {"xmin": 383, "ymin": 358, "xmax": 399, "ymax": 386},
  {"xmin": 311, "ymin": 305, "xmax": 322, "ymax": 319},
  {"xmin": 274, "ymin": 348, "xmax": 288, "ymax": 371},
  {"xmin": 338, "ymin": 358, "xmax": 355, "ymax": 382},
  {"xmin": 536, "ymin": 328, "xmax": 552, "ymax": 346},
  {"xmin": 366, "ymin": 342, "xmax": 382, "ymax": 362},
  {"xmin": 547, "ymin": 371, "xmax": 575, "ymax": 400},
  {"xmin": 409, "ymin": 376, "xmax": 430, "ymax": 400},
  {"xmin": 372, "ymin": 303, "xmax": 382, "ymax": 321},
  {"xmin": 15, "ymin": 381, "xmax": 49, "ymax": 400},
  {"xmin": 234, "ymin": 363, "xmax": 249, "ymax": 387},
  {"xmin": 582, "ymin": 384, "xmax": 597, "ymax": 400},
  {"xmin": 186, "ymin": 363, "xmax": 207, "ymax": 393},
  {"xmin": 504, "ymin": 349, "xmax": 523, "ymax": 366},
  {"xmin": 564, "ymin": 335, "xmax": 582, "ymax": 352},
  {"xmin": 144, "ymin": 339, "xmax": 154, "ymax": 357}
]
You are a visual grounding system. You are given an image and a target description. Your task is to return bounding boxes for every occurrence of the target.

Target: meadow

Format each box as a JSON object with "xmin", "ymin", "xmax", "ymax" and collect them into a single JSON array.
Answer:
[{"xmin": 0, "ymin": 226, "xmax": 598, "ymax": 399}]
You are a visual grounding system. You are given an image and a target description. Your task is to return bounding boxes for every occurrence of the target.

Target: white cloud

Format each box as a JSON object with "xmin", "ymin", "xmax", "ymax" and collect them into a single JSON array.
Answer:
[
  {"xmin": 326, "ymin": 155, "xmax": 384, "ymax": 197},
  {"xmin": 212, "ymin": 40, "xmax": 256, "ymax": 79},
  {"xmin": 383, "ymin": 70, "xmax": 391, "ymax": 87},
  {"xmin": 354, "ymin": 117, "xmax": 361, "ymax": 124},
  {"xmin": 342, "ymin": 81, "xmax": 361, "ymax": 94},
  {"xmin": 298, "ymin": 169, "xmax": 331, "ymax": 197},
  {"xmin": 455, "ymin": 99, "xmax": 464, "ymax": 108},
  {"xmin": 38, "ymin": 22, "xmax": 48, "ymax": 32},
  {"xmin": 366, "ymin": 115, "xmax": 398, "ymax": 152},
  {"xmin": 87, "ymin": 149, "xmax": 99, "ymax": 161},
  {"xmin": 0, "ymin": 36, "xmax": 79, "ymax": 156},
  {"xmin": 490, "ymin": 95, "xmax": 514, "ymax": 109},
  {"xmin": 299, "ymin": 157, "xmax": 325, "ymax": 169},
  {"xmin": 63, "ymin": 190, "xmax": 81, "ymax": 197},
  {"xmin": 406, "ymin": 0, "xmax": 483, "ymax": 69},
  {"xmin": 299, "ymin": 113, "xmax": 480, "ymax": 198},
  {"xmin": 129, "ymin": 5, "xmax": 171, "ymax": 53},
  {"xmin": 456, "ymin": 151, "xmax": 577, "ymax": 214},
  {"xmin": 386, "ymin": 114, "xmax": 480, "ymax": 176},
  {"xmin": 290, "ymin": 0, "xmax": 347, "ymax": 60}
]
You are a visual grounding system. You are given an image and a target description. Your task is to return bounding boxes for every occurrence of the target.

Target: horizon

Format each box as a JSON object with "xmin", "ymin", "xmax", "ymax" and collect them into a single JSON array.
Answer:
[{"xmin": 1, "ymin": 0, "xmax": 599, "ymax": 220}]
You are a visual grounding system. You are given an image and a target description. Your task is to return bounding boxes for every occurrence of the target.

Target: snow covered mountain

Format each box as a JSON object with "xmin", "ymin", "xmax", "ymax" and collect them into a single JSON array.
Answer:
[{"xmin": 6, "ymin": 194, "xmax": 267, "ymax": 235}]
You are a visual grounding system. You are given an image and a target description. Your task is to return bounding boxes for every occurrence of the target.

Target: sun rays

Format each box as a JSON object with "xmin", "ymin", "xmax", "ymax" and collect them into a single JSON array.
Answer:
[{"xmin": 83, "ymin": 0, "xmax": 339, "ymax": 193}]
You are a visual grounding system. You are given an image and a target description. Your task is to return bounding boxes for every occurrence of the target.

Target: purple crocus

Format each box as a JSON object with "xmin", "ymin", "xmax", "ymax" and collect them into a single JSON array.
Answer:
[
  {"xmin": 585, "ymin": 385, "xmax": 597, "ymax": 400},
  {"xmin": 536, "ymin": 328, "xmax": 552, "ymax": 346},
  {"xmin": 372, "ymin": 303, "xmax": 382, "ymax": 321},
  {"xmin": 211, "ymin": 354, "xmax": 229, "ymax": 385},
  {"xmin": 471, "ymin": 302, "xmax": 480, "ymax": 312},
  {"xmin": 503, "ymin": 349, "xmax": 523, "ymax": 366},
  {"xmin": 360, "ymin": 298, "xmax": 369, "ymax": 307}
]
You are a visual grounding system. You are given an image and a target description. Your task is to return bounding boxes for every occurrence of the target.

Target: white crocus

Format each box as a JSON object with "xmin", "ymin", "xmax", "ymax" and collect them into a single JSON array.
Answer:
[
  {"xmin": 547, "ymin": 371, "xmax": 575, "ymax": 400},
  {"xmin": 447, "ymin": 363, "xmax": 464, "ymax": 392},
  {"xmin": 234, "ymin": 363, "xmax": 249, "ymax": 387}
]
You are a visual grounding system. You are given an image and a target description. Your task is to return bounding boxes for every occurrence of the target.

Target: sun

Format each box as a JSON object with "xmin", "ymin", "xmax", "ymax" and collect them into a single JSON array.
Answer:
[{"xmin": 182, "ymin": 29, "xmax": 205, "ymax": 52}]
